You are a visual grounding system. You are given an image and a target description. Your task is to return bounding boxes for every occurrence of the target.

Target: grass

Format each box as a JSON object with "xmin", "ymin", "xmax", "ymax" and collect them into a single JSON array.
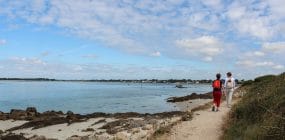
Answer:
[{"xmin": 222, "ymin": 72, "xmax": 285, "ymax": 140}]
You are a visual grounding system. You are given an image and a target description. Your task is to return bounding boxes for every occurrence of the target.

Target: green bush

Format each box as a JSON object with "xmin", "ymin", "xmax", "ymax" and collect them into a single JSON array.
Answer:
[
  {"xmin": 223, "ymin": 73, "xmax": 285, "ymax": 140},
  {"xmin": 254, "ymin": 75, "xmax": 276, "ymax": 82},
  {"xmin": 241, "ymin": 80, "xmax": 254, "ymax": 87}
]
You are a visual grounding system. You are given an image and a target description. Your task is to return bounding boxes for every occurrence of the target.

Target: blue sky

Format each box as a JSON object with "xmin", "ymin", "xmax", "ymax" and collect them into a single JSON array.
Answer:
[{"xmin": 0, "ymin": 0, "xmax": 284, "ymax": 79}]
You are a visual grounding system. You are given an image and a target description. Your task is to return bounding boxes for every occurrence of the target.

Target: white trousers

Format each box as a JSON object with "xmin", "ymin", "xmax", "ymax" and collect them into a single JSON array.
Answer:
[{"xmin": 226, "ymin": 88, "xmax": 234, "ymax": 107}]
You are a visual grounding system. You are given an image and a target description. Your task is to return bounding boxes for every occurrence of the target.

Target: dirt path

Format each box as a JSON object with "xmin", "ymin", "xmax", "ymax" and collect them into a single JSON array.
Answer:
[{"xmin": 158, "ymin": 102, "xmax": 232, "ymax": 140}]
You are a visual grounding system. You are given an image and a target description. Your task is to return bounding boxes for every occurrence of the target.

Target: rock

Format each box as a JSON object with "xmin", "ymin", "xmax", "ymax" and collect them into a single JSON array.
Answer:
[
  {"xmin": 42, "ymin": 111, "xmax": 64, "ymax": 117},
  {"xmin": 8, "ymin": 108, "xmax": 39, "ymax": 120},
  {"xmin": 115, "ymin": 132, "xmax": 129, "ymax": 140},
  {"xmin": 167, "ymin": 92, "xmax": 212, "ymax": 102},
  {"xmin": 0, "ymin": 134, "xmax": 27, "ymax": 140},
  {"xmin": 10, "ymin": 109, "xmax": 27, "ymax": 120},
  {"xmin": 94, "ymin": 135, "xmax": 113, "ymax": 140},
  {"xmin": 132, "ymin": 128, "xmax": 140, "ymax": 134},
  {"xmin": 66, "ymin": 135, "xmax": 80, "ymax": 140},
  {"xmin": 66, "ymin": 111, "xmax": 74, "ymax": 116},
  {"xmin": 29, "ymin": 135, "xmax": 47, "ymax": 140},
  {"xmin": 82, "ymin": 128, "xmax": 95, "ymax": 132},
  {"xmin": 131, "ymin": 130, "xmax": 148, "ymax": 140},
  {"xmin": 79, "ymin": 136, "xmax": 89, "ymax": 140},
  {"xmin": 142, "ymin": 124, "xmax": 153, "ymax": 130},
  {"xmin": 0, "ymin": 111, "xmax": 8, "ymax": 120},
  {"xmin": 91, "ymin": 119, "xmax": 106, "ymax": 126},
  {"xmin": 146, "ymin": 129, "xmax": 155, "ymax": 137},
  {"xmin": 26, "ymin": 107, "xmax": 38, "ymax": 120},
  {"xmin": 0, "ymin": 129, "xmax": 4, "ymax": 134},
  {"xmin": 66, "ymin": 135, "xmax": 89, "ymax": 140},
  {"xmin": 65, "ymin": 111, "xmax": 84, "ymax": 124},
  {"xmin": 181, "ymin": 113, "xmax": 192, "ymax": 121},
  {"xmin": 26, "ymin": 107, "xmax": 37, "ymax": 116},
  {"xmin": 146, "ymin": 119, "xmax": 157, "ymax": 125}
]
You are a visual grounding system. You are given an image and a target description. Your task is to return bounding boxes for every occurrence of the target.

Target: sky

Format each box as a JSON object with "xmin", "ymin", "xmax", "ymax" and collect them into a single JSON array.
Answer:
[{"xmin": 0, "ymin": 0, "xmax": 284, "ymax": 80}]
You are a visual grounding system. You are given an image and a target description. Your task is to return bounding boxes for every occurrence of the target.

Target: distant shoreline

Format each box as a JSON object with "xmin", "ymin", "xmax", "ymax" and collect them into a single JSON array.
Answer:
[{"xmin": 0, "ymin": 78, "xmax": 215, "ymax": 84}]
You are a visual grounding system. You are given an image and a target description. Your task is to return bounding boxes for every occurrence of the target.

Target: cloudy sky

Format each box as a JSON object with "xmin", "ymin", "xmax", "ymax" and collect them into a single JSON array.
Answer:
[{"xmin": 0, "ymin": 0, "xmax": 284, "ymax": 80}]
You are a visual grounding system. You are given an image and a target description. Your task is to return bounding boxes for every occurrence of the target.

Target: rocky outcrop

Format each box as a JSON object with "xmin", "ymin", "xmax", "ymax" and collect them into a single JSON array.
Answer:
[
  {"xmin": 10, "ymin": 109, "xmax": 28, "ymax": 120},
  {"xmin": 0, "ymin": 106, "xmax": 186, "ymax": 132},
  {"xmin": 0, "ymin": 111, "xmax": 8, "ymax": 120},
  {"xmin": 167, "ymin": 92, "xmax": 212, "ymax": 102},
  {"xmin": 28, "ymin": 135, "xmax": 58, "ymax": 140},
  {"xmin": 1, "ymin": 107, "xmax": 40, "ymax": 121},
  {"xmin": 0, "ymin": 133, "xmax": 27, "ymax": 140}
]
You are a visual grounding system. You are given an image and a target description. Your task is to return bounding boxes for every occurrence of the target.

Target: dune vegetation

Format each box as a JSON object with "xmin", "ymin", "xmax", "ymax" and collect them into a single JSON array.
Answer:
[{"xmin": 222, "ymin": 73, "xmax": 285, "ymax": 140}]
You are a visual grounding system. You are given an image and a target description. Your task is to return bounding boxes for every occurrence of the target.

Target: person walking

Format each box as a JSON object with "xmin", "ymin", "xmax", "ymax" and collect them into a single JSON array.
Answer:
[
  {"xmin": 212, "ymin": 73, "xmax": 223, "ymax": 112},
  {"xmin": 224, "ymin": 72, "xmax": 235, "ymax": 108}
]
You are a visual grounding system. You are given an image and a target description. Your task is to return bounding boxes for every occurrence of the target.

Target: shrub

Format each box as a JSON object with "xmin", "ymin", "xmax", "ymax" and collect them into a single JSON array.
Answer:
[{"xmin": 222, "ymin": 72, "xmax": 285, "ymax": 140}]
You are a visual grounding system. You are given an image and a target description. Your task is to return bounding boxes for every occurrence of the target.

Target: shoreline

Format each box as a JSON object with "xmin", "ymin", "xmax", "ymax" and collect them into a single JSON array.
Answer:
[
  {"xmin": 0, "ymin": 92, "xmax": 213, "ymax": 140},
  {"xmin": 0, "ymin": 78, "xmax": 215, "ymax": 84}
]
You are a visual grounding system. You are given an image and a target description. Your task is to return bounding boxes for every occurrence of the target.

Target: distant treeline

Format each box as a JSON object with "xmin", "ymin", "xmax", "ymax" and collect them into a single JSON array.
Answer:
[
  {"xmin": 0, "ymin": 78, "xmax": 56, "ymax": 81},
  {"xmin": 0, "ymin": 78, "xmax": 243, "ymax": 84}
]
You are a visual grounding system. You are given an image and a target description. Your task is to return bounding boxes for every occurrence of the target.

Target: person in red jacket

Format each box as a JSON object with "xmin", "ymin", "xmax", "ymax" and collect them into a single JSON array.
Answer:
[{"xmin": 212, "ymin": 73, "xmax": 223, "ymax": 112}]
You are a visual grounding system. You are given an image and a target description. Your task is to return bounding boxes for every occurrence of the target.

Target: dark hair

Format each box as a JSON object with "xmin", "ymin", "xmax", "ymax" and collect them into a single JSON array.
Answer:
[
  {"xmin": 227, "ymin": 72, "xmax": 232, "ymax": 77},
  {"xmin": 216, "ymin": 73, "xmax": 221, "ymax": 80}
]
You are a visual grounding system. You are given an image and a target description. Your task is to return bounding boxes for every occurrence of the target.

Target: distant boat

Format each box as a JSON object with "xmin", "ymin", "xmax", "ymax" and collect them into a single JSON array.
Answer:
[{"xmin": 175, "ymin": 83, "xmax": 186, "ymax": 88}]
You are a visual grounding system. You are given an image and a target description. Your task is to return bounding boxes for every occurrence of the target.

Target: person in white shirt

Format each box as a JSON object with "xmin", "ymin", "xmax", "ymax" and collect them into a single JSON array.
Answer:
[{"xmin": 224, "ymin": 72, "xmax": 235, "ymax": 107}]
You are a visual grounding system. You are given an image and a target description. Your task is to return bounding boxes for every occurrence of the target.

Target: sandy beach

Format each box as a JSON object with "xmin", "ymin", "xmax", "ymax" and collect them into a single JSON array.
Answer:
[{"xmin": 0, "ymin": 92, "xmax": 214, "ymax": 140}]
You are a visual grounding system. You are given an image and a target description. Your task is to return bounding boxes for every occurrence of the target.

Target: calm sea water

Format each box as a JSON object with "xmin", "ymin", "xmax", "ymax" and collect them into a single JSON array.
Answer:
[{"xmin": 0, "ymin": 81, "xmax": 211, "ymax": 114}]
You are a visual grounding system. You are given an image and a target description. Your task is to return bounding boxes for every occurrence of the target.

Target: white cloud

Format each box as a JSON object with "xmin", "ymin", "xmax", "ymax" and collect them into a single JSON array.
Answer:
[
  {"xmin": 203, "ymin": 56, "xmax": 213, "ymax": 62},
  {"xmin": 201, "ymin": 0, "xmax": 223, "ymax": 10},
  {"xmin": 238, "ymin": 17, "xmax": 273, "ymax": 40},
  {"xmin": 267, "ymin": 0, "xmax": 285, "ymax": 18},
  {"xmin": 0, "ymin": 39, "xmax": 6, "ymax": 45},
  {"xmin": 236, "ymin": 43, "xmax": 285, "ymax": 74},
  {"xmin": 150, "ymin": 51, "xmax": 161, "ymax": 57},
  {"xmin": 41, "ymin": 51, "xmax": 50, "ymax": 57},
  {"xmin": 262, "ymin": 42, "xmax": 285, "ymax": 53},
  {"xmin": 176, "ymin": 36, "xmax": 224, "ymax": 61},
  {"xmin": 244, "ymin": 51, "xmax": 265, "ymax": 57},
  {"xmin": 73, "ymin": 65, "xmax": 83, "ymax": 72},
  {"xmin": 187, "ymin": 12, "xmax": 221, "ymax": 31},
  {"xmin": 273, "ymin": 65, "xmax": 285, "ymax": 70},
  {"xmin": 253, "ymin": 51, "xmax": 265, "ymax": 57},
  {"xmin": 255, "ymin": 61, "xmax": 274, "ymax": 67},
  {"xmin": 0, "ymin": 0, "xmax": 284, "ymax": 79},
  {"xmin": 236, "ymin": 60, "xmax": 284, "ymax": 70},
  {"xmin": 0, "ymin": 0, "xmax": 224, "ymax": 56},
  {"xmin": 0, "ymin": 57, "xmax": 208, "ymax": 79},
  {"xmin": 226, "ymin": 5, "xmax": 245, "ymax": 20},
  {"xmin": 226, "ymin": 1, "xmax": 278, "ymax": 40},
  {"xmin": 82, "ymin": 54, "xmax": 97, "ymax": 59},
  {"xmin": 9, "ymin": 57, "xmax": 46, "ymax": 66}
]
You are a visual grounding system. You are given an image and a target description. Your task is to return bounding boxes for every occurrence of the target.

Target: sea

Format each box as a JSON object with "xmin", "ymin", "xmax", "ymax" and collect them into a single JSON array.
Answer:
[{"xmin": 0, "ymin": 81, "xmax": 211, "ymax": 114}]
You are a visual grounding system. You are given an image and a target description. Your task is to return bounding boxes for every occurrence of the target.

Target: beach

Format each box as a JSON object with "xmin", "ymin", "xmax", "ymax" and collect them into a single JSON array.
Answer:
[{"xmin": 0, "ymin": 92, "xmax": 213, "ymax": 140}]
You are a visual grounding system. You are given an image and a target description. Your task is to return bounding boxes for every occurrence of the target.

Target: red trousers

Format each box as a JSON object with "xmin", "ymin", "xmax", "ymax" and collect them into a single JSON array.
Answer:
[{"xmin": 213, "ymin": 90, "xmax": 222, "ymax": 107}]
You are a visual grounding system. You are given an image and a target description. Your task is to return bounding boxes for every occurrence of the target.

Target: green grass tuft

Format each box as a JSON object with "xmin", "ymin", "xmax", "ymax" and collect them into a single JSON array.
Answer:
[{"xmin": 222, "ymin": 73, "xmax": 285, "ymax": 140}]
